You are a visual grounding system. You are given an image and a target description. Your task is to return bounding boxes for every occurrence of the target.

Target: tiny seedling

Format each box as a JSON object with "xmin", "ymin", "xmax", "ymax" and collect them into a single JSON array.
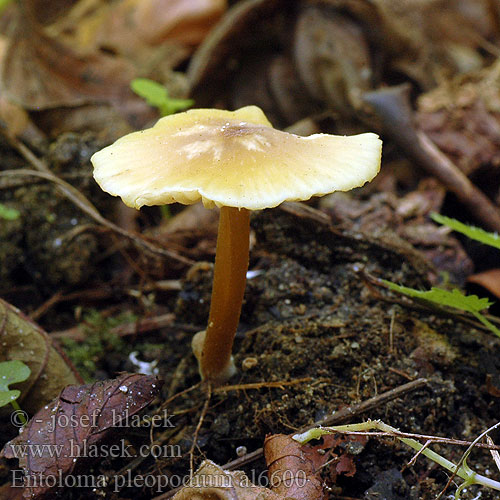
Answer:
[
  {"xmin": 0, "ymin": 203, "xmax": 20, "ymax": 221},
  {"xmin": 0, "ymin": 360, "xmax": 31, "ymax": 425},
  {"xmin": 293, "ymin": 420, "xmax": 500, "ymax": 499},
  {"xmin": 131, "ymin": 78, "xmax": 194, "ymax": 117}
]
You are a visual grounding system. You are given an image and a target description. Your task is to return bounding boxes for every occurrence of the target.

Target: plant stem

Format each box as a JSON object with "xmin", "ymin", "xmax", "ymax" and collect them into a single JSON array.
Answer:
[
  {"xmin": 295, "ymin": 421, "xmax": 500, "ymax": 492},
  {"xmin": 200, "ymin": 206, "xmax": 250, "ymax": 382},
  {"xmin": 10, "ymin": 400, "xmax": 27, "ymax": 426}
]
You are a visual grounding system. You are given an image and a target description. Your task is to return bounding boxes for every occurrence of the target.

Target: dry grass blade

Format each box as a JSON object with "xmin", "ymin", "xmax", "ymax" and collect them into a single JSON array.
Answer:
[{"xmin": 0, "ymin": 127, "xmax": 194, "ymax": 265}]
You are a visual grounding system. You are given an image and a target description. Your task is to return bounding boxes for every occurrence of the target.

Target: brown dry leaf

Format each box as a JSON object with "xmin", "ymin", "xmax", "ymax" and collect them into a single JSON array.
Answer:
[
  {"xmin": 468, "ymin": 269, "xmax": 500, "ymax": 301},
  {"xmin": 172, "ymin": 460, "xmax": 282, "ymax": 500},
  {"xmin": 264, "ymin": 433, "xmax": 367, "ymax": 499},
  {"xmin": 372, "ymin": 0, "xmax": 499, "ymax": 85},
  {"xmin": 189, "ymin": 0, "xmax": 500, "ymax": 127},
  {"xmin": 303, "ymin": 433, "xmax": 367, "ymax": 481},
  {"xmin": 0, "ymin": 298, "xmax": 81, "ymax": 414},
  {"xmin": 1, "ymin": 373, "xmax": 162, "ymax": 500},
  {"xmin": 0, "ymin": 483, "xmax": 24, "ymax": 500},
  {"xmin": 50, "ymin": 0, "xmax": 226, "ymax": 55},
  {"xmin": 264, "ymin": 433, "xmax": 325, "ymax": 500},
  {"xmin": 132, "ymin": 0, "xmax": 227, "ymax": 47},
  {"xmin": 1, "ymin": 27, "xmax": 136, "ymax": 111},
  {"xmin": 417, "ymin": 60, "xmax": 500, "ymax": 179}
]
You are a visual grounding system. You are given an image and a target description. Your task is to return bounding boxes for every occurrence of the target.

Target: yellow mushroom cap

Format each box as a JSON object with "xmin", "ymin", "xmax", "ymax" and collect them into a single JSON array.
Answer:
[{"xmin": 91, "ymin": 106, "xmax": 382, "ymax": 210}]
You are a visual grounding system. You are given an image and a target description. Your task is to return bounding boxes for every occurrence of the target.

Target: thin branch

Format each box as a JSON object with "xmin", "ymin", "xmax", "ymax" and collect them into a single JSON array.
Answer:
[{"xmin": 0, "ymin": 163, "xmax": 193, "ymax": 266}]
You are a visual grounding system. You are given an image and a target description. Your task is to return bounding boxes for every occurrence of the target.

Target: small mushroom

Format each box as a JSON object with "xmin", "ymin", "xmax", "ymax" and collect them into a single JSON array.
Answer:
[{"xmin": 91, "ymin": 105, "xmax": 382, "ymax": 383}]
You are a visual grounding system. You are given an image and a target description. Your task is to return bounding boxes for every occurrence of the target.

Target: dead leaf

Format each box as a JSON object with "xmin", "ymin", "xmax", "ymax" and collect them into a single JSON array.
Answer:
[
  {"xmin": 417, "ymin": 60, "xmax": 500, "ymax": 180},
  {"xmin": 172, "ymin": 460, "xmax": 282, "ymax": 500},
  {"xmin": 2, "ymin": 27, "xmax": 136, "ymax": 110},
  {"xmin": 303, "ymin": 433, "xmax": 367, "ymax": 481},
  {"xmin": 48, "ymin": 0, "xmax": 226, "ymax": 54},
  {"xmin": 264, "ymin": 432, "xmax": 368, "ymax": 499},
  {"xmin": 132, "ymin": 0, "xmax": 227, "ymax": 47},
  {"xmin": 1, "ymin": 373, "xmax": 162, "ymax": 500},
  {"xmin": 0, "ymin": 298, "xmax": 81, "ymax": 414},
  {"xmin": 0, "ymin": 483, "xmax": 24, "ymax": 500},
  {"xmin": 467, "ymin": 269, "xmax": 500, "ymax": 301},
  {"xmin": 264, "ymin": 433, "xmax": 325, "ymax": 500}
]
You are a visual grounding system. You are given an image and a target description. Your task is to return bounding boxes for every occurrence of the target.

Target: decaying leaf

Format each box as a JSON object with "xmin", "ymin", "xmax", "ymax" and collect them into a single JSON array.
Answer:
[
  {"xmin": 468, "ymin": 269, "xmax": 500, "ymax": 301},
  {"xmin": 48, "ymin": 0, "xmax": 226, "ymax": 54},
  {"xmin": 0, "ymin": 298, "xmax": 81, "ymax": 414},
  {"xmin": 0, "ymin": 483, "xmax": 24, "ymax": 500},
  {"xmin": 417, "ymin": 60, "xmax": 500, "ymax": 179},
  {"xmin": 264, "ymin": 433, "xmax": 325, "ymax": 500},
  {"xmin": 264, "ymin": 432, "xmax": 367, "ymax": 499},
  {"xmin": 1, "ymin": 373, "xmax": 162, "ymax": 500},
  {"xmin": 189, "ymin": 0, "xmax": 500, "ymax": 126},
  {"xmin": 172, "ymin": 460, "xmax": 282, "ymax": 500},
  {"xmin": 2, "ymin": 26, "xmax": 136, "ymax": 111}
]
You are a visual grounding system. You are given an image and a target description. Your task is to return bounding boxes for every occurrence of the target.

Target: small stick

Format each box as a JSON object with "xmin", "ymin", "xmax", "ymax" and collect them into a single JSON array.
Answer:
[
  {"xmin": 213, "ymin": 377, "xmax": 319, "ymax": 393},
  {"xmin": 364, "ymin": 85, "xmax": 500, "ymax": 232},
  {"xmin": 151, "ymin": 378, "xmax": 427, "ymax": 500},
  {"xmin": 229, "ymin": 377, "xmax": 427, "ymax": 464},
  {"xmin": 0, "ymin": 165, "xmax": 193, "ymax": 266},
  {"xmin": 189, "ymin": 383, "xmax": 212, "ymax": 478}
]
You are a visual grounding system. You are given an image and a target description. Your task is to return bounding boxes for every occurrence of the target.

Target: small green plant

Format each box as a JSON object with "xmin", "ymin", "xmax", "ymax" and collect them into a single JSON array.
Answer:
[
  {"xmin": 383, "ymin": 281, "xmax": 500, "ymax": 338},
  {"xmin": 293, "ymin": 420, "xmax": 500, "ymax": 499},
  {"xmin": 0, "ymin": 360, "xmax": 31, "ymax": 425},
  {"xmin": 131, "ymin": 78, "xmax": 194, "ymax": 117},
  {"xmin": 0, "ymin": 203, "xmax": 20, "ymax": 221},
  {"xmin": 385, "ymin": 214, "xmax": 500, "ymax": 338}
]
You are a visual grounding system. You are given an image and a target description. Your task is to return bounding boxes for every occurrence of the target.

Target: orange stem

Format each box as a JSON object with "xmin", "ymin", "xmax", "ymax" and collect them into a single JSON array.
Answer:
[{"xmin": 200, "ymin": 206, "xmax": 250, "ymax": 381}]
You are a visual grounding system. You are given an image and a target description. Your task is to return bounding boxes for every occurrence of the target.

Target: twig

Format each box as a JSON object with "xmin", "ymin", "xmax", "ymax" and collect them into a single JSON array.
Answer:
[
  {"xmin": 31, "ymin": 280, "xmax": 182, "ymax": 321},
  {"xmin": 189, "ymin": 383, "xmax": 212, "ymax": 478},
  {"xmin": 151, "ymin": 378, "xmax": 427, "ymax": 500},
  {"xmin": 228, "ymin": 378, "xmax": 427, "ymax": 465},
  {"xmin": 363, "ymin": 84, "xmax": 500, "ymax": 232},
  {"xmin": 302, "ymin": 430, "xmax": 500, "ymax": 452},
  {"xmin": 0, "ymin": 166, "xmax": 194, "ymax": 266},
  {"xmin": 51, "ymin": 313, "xmax": 200, "ymax": 341},
  {"xmin": 213, "ymin": 377, "xmax": 320, "ymax": 393},
  {"xmin": 296, "ymin": 421, "xmax": 500, "ymax": 494}
]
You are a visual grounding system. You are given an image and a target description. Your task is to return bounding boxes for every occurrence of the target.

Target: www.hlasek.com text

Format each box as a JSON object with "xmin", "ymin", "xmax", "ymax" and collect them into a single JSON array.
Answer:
[{"xmin": 6, "ymin": 439, "xmax": 181, "ymax": 460}]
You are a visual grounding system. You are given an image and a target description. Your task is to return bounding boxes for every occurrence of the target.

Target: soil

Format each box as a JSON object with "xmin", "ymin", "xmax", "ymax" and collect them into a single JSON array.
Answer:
[
  {"xmin": 2, "ymin": 141, "xmax": 500, "ymax": 500},
  {"xmin": 138, "ymin": 205, "xmax": 500, "ymax": 500}
]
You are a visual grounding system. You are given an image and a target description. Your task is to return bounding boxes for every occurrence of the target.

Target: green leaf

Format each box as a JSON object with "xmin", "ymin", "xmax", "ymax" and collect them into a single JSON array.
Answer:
[
  {"xmin": 0, "ymin": 360, "xmax": 31, "ymax": 408},
  {"xmin": 0, "ymin": 203, "xmax": 20, "ymax": 220},
  {"xmin": 383, "ymin": 281, "xmax": 492, "ymax": 313},
  {"xmin": 131, "ymin": 78, "xmax": 194, "ymax": 117},
  {"xmin": 383, "ymin": 280, "xmax": 500, "ymax": 338},
  {"xmin": 431, "ymin": 213, "xmax": 500, "ymax": 250},
  {"xmin": 0, "ymin": 389, "xmax": 21, "ymax": 408}
]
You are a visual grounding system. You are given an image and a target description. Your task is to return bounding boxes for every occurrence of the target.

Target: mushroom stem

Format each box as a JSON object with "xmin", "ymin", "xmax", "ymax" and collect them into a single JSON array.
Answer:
[{"xmin": 200, "ymin": 206, "xmax": 250, "ymax": 382}]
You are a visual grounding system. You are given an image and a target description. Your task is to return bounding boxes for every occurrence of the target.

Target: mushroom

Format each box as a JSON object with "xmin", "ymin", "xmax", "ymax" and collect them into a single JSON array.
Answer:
[{"xmin": 91, "ymin": 105, "xmax": 382, "ymax": 383}]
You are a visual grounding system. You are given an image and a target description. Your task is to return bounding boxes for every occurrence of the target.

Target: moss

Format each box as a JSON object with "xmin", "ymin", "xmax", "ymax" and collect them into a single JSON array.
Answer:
[{"xmin": 61, "ymin": 310, "xmax": 136, "ymax": 382}]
